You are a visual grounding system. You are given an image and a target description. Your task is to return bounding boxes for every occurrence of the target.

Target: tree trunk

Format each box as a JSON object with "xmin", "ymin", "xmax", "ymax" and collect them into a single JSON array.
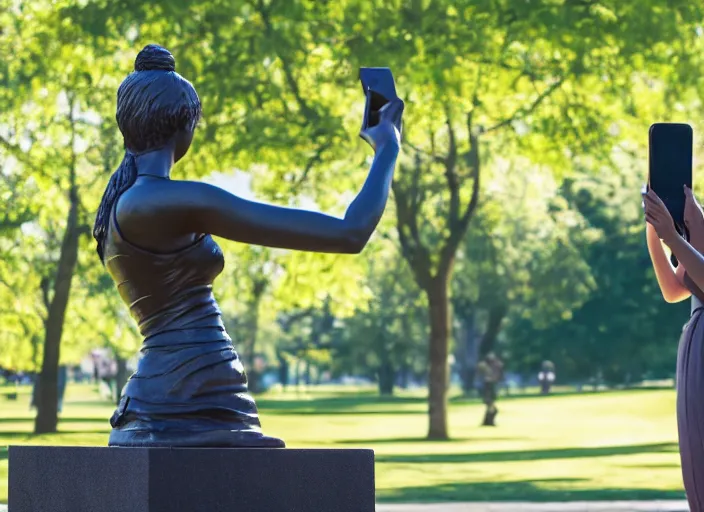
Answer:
[
  {"xmin": 456, "ymin": 309, "xmax": 479, "ymax": 396},
  {"xmin": 244, "ymin": 279, "xmax": 266, "ymax": 394},
  {"xmin": 31, "ymin": 334, "xmax": 40, "ymax": 373},
  {"xmin": 426, "ymin": 276, "xmax": 451, "ymax": 440},
  {"xmin": 304, "ymin": 360, "xmax": 311, "ymax": 385},
  {"xmin": 34, "ymin": 191, "xmax": 80, "ymax": 434},
  {"xmin": 277, "ymin": 351, "xmax": 289, "ymax": 390},
  {"xmin": 378, "ymin": 343, "xmax": 395, "ymax": 396},
  {"xmin": 115, "ymin": 356, "xmax": 128, "ymax": 406},
  {"xmin": 376, "ymin": 330, "xmax": 395, "ymax": 396},
  {"xmin": 478, "ymin": 304, "xmax": 508, "ymax": 357},
  {"xmin": 294, "ymin": 357, "xmax": 303, "ymax": 388},
  {"xmin": 399, "ymin": 360, "xmax": 410, "ymax": 389},
  {"xmin": 378, "ymin": 368, "xmax": 395, "ymax": 395},
  {"xmin": 246, "ymin": 364, "xmax": 259, "ymax": 394}
]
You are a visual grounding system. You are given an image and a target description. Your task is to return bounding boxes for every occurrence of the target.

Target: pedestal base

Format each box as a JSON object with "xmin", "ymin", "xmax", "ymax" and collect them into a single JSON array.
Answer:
[{"xmin": 9, "ymin": 446, "xmax": 375, "ymax": 512}]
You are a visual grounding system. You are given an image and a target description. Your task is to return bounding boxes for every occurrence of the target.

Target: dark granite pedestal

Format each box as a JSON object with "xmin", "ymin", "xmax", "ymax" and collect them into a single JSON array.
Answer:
[{"xmin": 9, "ymin": 446, "xmax": 375, "ymax": 512}]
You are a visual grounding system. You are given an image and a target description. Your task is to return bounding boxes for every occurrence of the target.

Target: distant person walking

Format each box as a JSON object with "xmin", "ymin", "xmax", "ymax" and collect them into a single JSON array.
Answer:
[
  {"xmin": 477, "ymin": 352, "xmax": 504, "ymax": 426},
  {"xmin": 538, "ymin": 360, "xmax": 555, "ymax": 395},
  {"xmin": 644, "ymin": 185, "xmax": 704, "ymax": 509}
]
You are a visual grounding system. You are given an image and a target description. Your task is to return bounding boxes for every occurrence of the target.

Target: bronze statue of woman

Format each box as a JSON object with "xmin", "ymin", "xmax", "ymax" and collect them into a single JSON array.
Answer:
[{"xmin": 94, "ymin": 44, "xmax": 404, "ymax": 448}]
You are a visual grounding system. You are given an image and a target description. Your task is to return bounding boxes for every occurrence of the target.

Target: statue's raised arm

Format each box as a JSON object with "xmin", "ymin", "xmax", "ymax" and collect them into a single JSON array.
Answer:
[
  {"xmin": 93, "ymin": 43, "xmax": 403, "ymax": 449},
  {"xmin": 117, "ymin": 99, "xmax": 403, "ymax": 255}
]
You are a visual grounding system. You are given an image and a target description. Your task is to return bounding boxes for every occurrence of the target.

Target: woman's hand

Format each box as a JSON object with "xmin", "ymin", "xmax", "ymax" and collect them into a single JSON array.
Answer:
[
  {"xmin": 643, "ymin": 188, "xmax": 679, "ymax": 245},
  {"xmin": 684, "ymin": 185, "xmax": 704, "ymax": 237},
  {"xmin": 360, "ymin": 98, "xmax": 404, "ymax": 151}
]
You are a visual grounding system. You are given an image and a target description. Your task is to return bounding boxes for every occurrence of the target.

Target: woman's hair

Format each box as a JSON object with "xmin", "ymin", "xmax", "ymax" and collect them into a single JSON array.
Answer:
[{"xmin": 92, "ymin": 44, "xmax": 202, "ymax": 262}]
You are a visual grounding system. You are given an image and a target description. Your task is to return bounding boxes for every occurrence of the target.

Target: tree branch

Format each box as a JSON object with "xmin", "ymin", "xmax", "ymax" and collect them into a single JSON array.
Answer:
[
  {"xmin": 443, "ymin": 105, "xmax": 460, "ymax": 226},
  {"xmin": 0, "ymin": 135, "xmax": 34, "ymax": 171},
  {"xmin": 289, "ymin": 139, "xmax": 333, "ymax": 194},
  {"xmin": 278, "ymin": 307, "xmax": 315, "ymax": 331},
  {"xmin": 467, "ymin": 65, "xmax": 483, "ymax": 132},
  {"xmin": 479, "ymin": 303, "xmax": 509, "ymax": 357},
  {"xmin": 393, "ymin": 158, "xmax": 433, "ymax": 289},
  {"xmin": 40, "ymin": 277, "xmax": 52, "ymax": 313},
  {"xmin": 405, "ymin": 141, "xmax": 446, "ymax": 165},
  {"xmin": 256, "ymin": 0, "xmax": 319, "ymax": 124},
  {"xmin": 485, "ymin": 77, "xmax": 565, "ymax": 133},
  {"xmin": 461, "ymin": 130, "xmax": 482, "ymax": 228},
  {"xmin": 437, "ymin": 129, "xmax": 482, "ymax": 279}
]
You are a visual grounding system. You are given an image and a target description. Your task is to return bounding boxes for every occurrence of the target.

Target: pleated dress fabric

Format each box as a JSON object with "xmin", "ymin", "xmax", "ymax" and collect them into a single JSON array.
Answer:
[
  {"xmin": 102, "ymin": 205, "xmax": 283, "ymax": 448},
  {"xmin": 677, "ymin": 272, "xmax": 704, "ymax": 509}
]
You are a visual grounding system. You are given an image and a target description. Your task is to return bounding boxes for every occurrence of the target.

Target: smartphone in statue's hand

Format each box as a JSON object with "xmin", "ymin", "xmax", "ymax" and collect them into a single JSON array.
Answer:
[
  {"xmin": 360, "ymin": 67, "xmax": 400, "ymax": 134},
  {"xmin": 648, "ymin": 122, "xmax": 693, "ymax": 233}
]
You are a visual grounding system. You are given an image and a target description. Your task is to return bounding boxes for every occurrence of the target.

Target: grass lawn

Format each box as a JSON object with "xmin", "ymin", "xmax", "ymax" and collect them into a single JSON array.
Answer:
[{"xmin": 0, "ymin": 384, "xmax": 685, "ymax": 504}]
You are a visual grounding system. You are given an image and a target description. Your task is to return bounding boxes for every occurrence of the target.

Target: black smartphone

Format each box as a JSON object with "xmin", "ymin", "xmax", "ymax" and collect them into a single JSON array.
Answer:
[
  {"xmin": 359, "ymin": 67, "xmax": 400, "ymax": 135},
  {"xmin": 648, "ymin": 122, "xmax": 693, "ymax": 230}
]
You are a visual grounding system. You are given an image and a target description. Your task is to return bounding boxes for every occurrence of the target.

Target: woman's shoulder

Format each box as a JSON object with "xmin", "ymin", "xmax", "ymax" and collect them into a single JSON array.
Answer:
[
  {"xmin": 116, "ymin": 178, "xmax": 233, "ymax": 229},
  {"xmin": 117, "ymin": 178, "xmax": 198, "ymax": 221},
  {"xmin": 115, "ymin": 179, "xmax": 210, "ymax": 250},
  {"xmin": 114, "ymin": 179, "xmax": 186, "ymax": 235}
]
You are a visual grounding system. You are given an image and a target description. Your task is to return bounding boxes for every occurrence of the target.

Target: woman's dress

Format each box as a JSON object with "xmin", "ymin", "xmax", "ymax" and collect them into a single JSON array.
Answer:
[
  {"xmin": 103, "ymin": 205, "xmax": 284, "ymax": 447},
  {"xmin": 677, "ymin": 272, "xmax": 704, "ymax": 507}
]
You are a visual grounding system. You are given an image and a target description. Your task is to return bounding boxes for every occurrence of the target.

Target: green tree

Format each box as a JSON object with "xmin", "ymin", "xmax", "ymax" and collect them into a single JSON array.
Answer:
[
  {"xmin": 338, "ymin": 0, "xmax": 704, "ymax": 439},
  {"xmin": 1, "ymin": 3, "xmax": 101, "ymax": 432},
  {"xmin": 64, "ymin": 0, "xmax": 380, "ymax": 390},
  {"xmin": 452, "ymin": 162, "xmax": 595, "ymax": 394},
  {"xmin": 334, "ymin": 246, "xmax": 427, "ymax": 395},
  {"xmin": 0, "ymin": 173, "xmax": 41, "ymax": 370},
  {"xmin": 34, "ymin": 0, "xmax": 704, "ymax": 442},
  {"xmin": 506, "ymin": 167, "xmax": 690, "ymax": 384}
]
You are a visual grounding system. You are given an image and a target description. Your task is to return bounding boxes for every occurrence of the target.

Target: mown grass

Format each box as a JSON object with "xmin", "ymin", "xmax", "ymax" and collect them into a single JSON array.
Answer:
[{"xmin": 0, "ymin": 384, "xmax": 685, "ymax": 503}]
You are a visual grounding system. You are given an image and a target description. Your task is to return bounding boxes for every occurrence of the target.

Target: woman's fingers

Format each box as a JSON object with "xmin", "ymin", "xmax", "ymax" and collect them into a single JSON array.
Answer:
[
  {"xmin": 380, "ymin": 98, "xmax": 404, "ymax": 125},
  {"xmin": 642, "ymin": 189, "xmax": 678, "ymax": 237},
  {"xmin": 644, "ymin": 197, "xmax": 665, "ymax": 215},
  {"xmin": 647, "ymin": 188, "xmax": 667, "ymax": 203},
  {"xmin": 685, "ymin": 185, "xmax": 701, "ymax": 207},
  {"xmin": 645, "ymin": 192, "xmax": 670, "ymax": 215},
  {"xmin": 646, "ymin": 215, "xmax": 661, "ymax": 227},
  {"xmin": 646, "ymin": 189, "xmax": 665, "ymax": 205}
]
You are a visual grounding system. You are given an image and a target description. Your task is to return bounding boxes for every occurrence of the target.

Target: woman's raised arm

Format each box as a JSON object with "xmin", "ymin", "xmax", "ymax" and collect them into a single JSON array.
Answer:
[
  {"xmin": 143, "ymin": 99, "xmax": 404, "ymax": 254},
  {"xmin": 646, "ymin": 223, "xmax": 690, "ymax": 303}
]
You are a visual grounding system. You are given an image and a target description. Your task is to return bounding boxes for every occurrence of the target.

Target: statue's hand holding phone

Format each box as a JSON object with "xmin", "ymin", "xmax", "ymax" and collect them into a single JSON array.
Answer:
[{"xmin": 359, "ymin": 67, "xmax": 404, "ymax": 150}]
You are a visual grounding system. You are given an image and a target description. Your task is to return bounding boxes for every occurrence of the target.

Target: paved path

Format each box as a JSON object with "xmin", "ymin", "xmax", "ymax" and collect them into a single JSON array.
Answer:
[
  {"xmin": 0, "ymin": 502, "xmax": 691, "ymax": 512},
  {"xmin": 376, "ymin": 503, "xmax": 689, "ymax": 512}
]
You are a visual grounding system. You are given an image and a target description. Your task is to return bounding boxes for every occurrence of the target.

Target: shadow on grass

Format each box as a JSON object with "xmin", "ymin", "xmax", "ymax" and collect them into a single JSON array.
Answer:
[
  {"xmin": 377, "ymin": 478, "xmax": 686, "ymax": 503},
  {"xmin": 0, "ymin": 446, "xmax": 6, "ymax": 462},
  {"xmin": 619, "ymin": 462, "xmax": 681, "ymax": 469},
  {"xmin": 64, "ymin": 400, "xmax": 116, "ymax": 408},
  {"xmin": 259, "ymin": 395, "xmax": 425, "ymax": 407},
  {"xmin": 375, "ymin": 442, "xmax": 678, "ymax": 464},
  {"xmin": 449, "ymin": 386, "xmax": 675, "ymax": 404},
  {"xmin": 337, "ymin": 436, "xmax": 520, "ymax": 445},
  {"xmin": 0, "ymin": 430, "xmax": 108, "ymax": 439},
  {"xmin": 256, "ymin": 395, "xmax": 426, "ymax": 416},
  {"xmin": 267, "ymin": 410, "xmax": 421, "ymax": 416},
  {"xmin": 0, "ymin": 417, "xmax": 106, "ymax": 424}
]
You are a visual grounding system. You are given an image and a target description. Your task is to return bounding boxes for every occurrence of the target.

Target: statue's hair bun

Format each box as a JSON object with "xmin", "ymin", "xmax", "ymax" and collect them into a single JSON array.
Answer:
[{"xmin": 134, "ymin": 44, "xmax": 176, "ymax": 72}]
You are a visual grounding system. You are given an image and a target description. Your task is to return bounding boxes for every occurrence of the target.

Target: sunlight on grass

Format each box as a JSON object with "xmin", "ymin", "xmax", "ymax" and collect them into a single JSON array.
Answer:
[{"xmin": 0, "ymin": 384, "xmax": 685, "ymax": 503}]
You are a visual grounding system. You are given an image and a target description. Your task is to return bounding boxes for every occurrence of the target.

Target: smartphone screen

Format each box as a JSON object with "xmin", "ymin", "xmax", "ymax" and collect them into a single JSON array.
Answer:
[{"xmin": 648, "ymin": 123, "xmax": 693, "ymax": 228}]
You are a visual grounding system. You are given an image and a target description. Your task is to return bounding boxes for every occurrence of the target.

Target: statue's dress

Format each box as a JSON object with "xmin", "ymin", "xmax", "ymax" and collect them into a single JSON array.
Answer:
[
  {"xmin": 104, "ymin": 203, "xmax": 284, "ymax": 448},
  {"xmin": 677, "ymin": 272, "xmax": 704, "ymax": 507}
]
